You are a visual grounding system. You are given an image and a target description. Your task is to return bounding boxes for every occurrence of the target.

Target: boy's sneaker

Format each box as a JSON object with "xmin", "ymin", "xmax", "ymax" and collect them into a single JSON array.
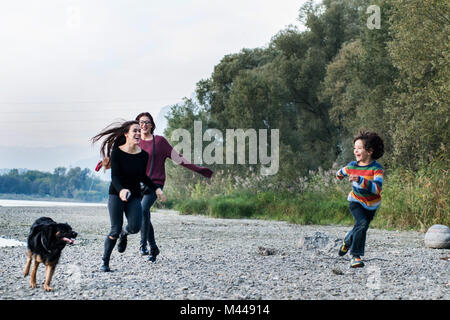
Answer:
[
  {"xmin": 338, "ymin": 241, "xmax": 349, "ymax": 256},
  {"xmin": 350, "ymin": 256, "xmax": 364, "ymax": 268}
]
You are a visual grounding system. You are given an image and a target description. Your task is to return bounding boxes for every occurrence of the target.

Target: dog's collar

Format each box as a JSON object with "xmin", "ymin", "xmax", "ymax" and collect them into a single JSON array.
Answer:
[{"xmin": 40, "ymin": 234, "xmax": 52, "ymax": 254}]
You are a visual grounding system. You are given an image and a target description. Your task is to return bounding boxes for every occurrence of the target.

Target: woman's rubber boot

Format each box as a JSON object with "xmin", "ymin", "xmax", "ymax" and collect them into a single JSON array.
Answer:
[
  {"xmin": 100, "ymin": 258, "xmax": 111, "ymax": 272},
  {"xmin": 140, "ymin": 245, "xmax": 149, "ymax": 256},
  {"xmin": 117, "ymin": 230, "xmax": 128, "ymax": 253},
  {"xmin": 101, "ymin": 236, "xmax": 117, "ymax": 272}
]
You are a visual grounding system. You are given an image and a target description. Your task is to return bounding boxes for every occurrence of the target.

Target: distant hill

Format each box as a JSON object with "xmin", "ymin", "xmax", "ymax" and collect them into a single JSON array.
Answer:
[
  {"xmin": 0, "ymin": 106, "xmax": 172, "ymax": 180},
  {"xmin": 0, "ymin": 145, "xmax": 101, "ymax": 170},
  {"xmin": 0, "ymin": 168, "xmax": 28, "ymax": 175}
]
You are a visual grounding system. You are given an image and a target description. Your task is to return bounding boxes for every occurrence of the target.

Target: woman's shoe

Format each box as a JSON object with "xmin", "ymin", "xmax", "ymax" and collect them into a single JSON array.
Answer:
[
  {"xmin": 140, "ymin": 245, "xmax": 149, "ymax": 256},
  {"xmin": 100, "ymin": 260, "xmax": 111, "ymax": 272},
  {"xmin": 148, "ymin": 246, "xmax": 160, "ymax": 262}
]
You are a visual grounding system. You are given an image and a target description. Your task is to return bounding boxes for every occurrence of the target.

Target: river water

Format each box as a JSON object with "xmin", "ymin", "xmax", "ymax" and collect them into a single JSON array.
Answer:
[
  {"xmin": 0, "ymin": 199, "xmax": 106, "ymax": 247},
  {"xmin": 0, "ymin": 199, "xmax": 106, "ymax": 207}
]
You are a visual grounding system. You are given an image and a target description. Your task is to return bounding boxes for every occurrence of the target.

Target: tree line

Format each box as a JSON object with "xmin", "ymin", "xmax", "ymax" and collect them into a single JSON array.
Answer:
[
  {"xmin": 0, "ymin": 167, "xmax": 108, "ymax": 202},
  {"xmin": 163, "ymin": 0, "xmax": 449, "ymax": 186}
]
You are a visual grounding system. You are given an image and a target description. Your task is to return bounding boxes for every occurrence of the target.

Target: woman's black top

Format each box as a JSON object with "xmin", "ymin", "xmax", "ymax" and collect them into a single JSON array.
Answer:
[{"xmin": 109, "ymin": 148, "xmax": 158, "ymax": 197}]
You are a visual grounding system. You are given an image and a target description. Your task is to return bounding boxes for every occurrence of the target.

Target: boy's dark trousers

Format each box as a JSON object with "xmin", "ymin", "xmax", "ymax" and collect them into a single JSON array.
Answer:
[{"xmin": 344, "ymin": 201, "xmax": 376, "ymax": 257}]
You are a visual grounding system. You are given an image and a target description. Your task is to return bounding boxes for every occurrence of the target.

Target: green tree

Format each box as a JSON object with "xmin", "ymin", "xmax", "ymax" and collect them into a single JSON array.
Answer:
[
  {"xmin": 386, "ymin": 0, "xmax": 450, "ymax": 168},
  {"xmin": 164, "ymin": 0, "xmax": 373, "ymax": 182},
  {"xmin": 320, "ymin": 0, "xmax": 398, "ymax": 165}
]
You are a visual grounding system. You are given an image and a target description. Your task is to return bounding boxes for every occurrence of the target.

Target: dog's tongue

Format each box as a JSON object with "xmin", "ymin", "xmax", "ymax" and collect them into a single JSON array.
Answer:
[{"xmin": 62, "ymin": 237, "xmax": 75, "ymax": 244}]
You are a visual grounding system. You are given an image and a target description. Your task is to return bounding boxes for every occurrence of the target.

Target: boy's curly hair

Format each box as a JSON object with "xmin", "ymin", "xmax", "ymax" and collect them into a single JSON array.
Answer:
[{"xmin": 353, "ymin": 130, "xmax": 384, "ymax": 160}]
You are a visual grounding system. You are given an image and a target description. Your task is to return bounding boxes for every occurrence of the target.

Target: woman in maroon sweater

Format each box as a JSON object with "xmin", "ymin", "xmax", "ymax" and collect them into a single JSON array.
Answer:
[{"xmin": 136, "ymin": 112, "xmax": 213, "ymax": 262}]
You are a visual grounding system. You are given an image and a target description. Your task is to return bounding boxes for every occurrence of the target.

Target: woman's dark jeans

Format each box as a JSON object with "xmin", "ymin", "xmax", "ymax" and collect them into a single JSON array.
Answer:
[
  {"xmin": 140, "ymin": 184, "xmax": 163, "ymax": 249},
  {"xmin": 344, "ymin": 201, "xmax": 376, "ymax": 257},
  {"xmin": 107, "ymin": 194, "xmax": 143, "ymax": 238},
  {"xmin": 102, "ymin": 194, "xmax": 143, "ymax": 262}
]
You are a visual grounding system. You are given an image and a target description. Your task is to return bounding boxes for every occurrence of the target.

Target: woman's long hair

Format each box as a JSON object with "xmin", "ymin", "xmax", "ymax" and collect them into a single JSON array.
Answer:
[{"xmin": 91, "ymin": 120, "xmax": 139, "ymax": 158}]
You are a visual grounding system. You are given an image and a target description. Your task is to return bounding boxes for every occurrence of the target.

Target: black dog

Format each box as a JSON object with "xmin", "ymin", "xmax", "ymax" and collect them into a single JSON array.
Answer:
[{"xmin": 23, "ymin": 217, "xmax": 77, "ymax": 291}]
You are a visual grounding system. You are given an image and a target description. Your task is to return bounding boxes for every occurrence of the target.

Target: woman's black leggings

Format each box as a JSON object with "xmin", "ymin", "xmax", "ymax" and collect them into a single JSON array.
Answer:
[
  {"xmin": 102, "ymin": 194, "xmax": 143, "ymax": 262},
  {"xmin": 107, "ymin": 194, "xmax": 143, "ymax": 237}
]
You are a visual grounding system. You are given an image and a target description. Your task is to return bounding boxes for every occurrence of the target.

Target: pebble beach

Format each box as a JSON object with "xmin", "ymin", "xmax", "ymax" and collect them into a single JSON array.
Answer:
[{"xmin": 0, "ymin": 205, "xmax": 448, "ymax": 300}]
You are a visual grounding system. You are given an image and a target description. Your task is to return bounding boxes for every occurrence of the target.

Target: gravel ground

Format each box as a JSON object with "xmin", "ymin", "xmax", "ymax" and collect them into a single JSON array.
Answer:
[{"xmin": 0, "ymin": 206, "xmax": 448, "ymax": 300}]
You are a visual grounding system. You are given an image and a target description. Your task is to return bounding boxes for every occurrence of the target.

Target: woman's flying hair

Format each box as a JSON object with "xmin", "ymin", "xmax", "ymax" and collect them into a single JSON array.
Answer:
[{"xmin": 91, "ymin": 120, "xmax": 139, "ymax": 158}]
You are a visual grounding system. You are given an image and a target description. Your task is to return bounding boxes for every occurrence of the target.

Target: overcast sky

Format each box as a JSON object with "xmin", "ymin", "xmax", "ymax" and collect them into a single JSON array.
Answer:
[{"xmin": 0, "ymin": 0, "xmax": 307, "ymax": 152}]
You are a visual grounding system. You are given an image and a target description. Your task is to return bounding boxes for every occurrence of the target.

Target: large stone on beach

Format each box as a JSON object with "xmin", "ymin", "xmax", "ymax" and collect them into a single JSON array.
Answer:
[{"xmin": 424, "ymin": 224, "xmax": 450, "ymax": 249}]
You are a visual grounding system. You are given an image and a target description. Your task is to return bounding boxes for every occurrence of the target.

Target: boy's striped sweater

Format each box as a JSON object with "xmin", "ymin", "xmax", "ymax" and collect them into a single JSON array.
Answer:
[{"xmin": 336, "ymin": 161, "xmax": 384, "ymax": 210}]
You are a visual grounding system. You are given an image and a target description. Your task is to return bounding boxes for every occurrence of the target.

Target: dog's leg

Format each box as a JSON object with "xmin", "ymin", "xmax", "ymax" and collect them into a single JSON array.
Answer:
[
  {"xmin": 43, "ymin": 262, "xmax": 56, "ymax": 292},
  {"xmin": 30, "ymin": 255, "xmax": 41, "ymax": 288},
  {"xmin": 23, "ymin": 250, "xmax": 32, "ymax": 277}
]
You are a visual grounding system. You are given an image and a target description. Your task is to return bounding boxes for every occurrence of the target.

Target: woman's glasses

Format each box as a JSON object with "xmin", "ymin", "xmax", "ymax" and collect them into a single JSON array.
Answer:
[{"xmin": 139, "ymin": 120, "xmax": 151, "ymax": 125}]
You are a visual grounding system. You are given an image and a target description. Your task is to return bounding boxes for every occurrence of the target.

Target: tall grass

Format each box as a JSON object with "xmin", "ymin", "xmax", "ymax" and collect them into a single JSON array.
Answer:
[
  {"xmin": 161, "ymin": 159, "xmax": 449, "ymax": 231},
  {"xmin": 375, "ymin": 158, "xmax": 449, "ymax": 231}
]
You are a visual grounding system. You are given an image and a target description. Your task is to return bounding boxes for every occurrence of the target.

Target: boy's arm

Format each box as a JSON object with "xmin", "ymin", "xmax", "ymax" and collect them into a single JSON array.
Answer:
[
  {"xmin": 356, "ymin": 169, "xmax": 383, "ymax": 195},
  {"xmin": 336, "ymin": 166, "xmax": 349, "ymax": 180}
]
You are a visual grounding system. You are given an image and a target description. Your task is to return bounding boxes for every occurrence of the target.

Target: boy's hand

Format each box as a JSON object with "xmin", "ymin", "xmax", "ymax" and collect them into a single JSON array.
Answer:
[{"xmin": 349, "ymin": 174, "xmax": 360, "ymax": 182}]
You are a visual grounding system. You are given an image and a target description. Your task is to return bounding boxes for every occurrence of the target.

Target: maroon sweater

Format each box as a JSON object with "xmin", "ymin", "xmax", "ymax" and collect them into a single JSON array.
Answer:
[{"xmin": 139, "ymin": 135, "xmax": 213, "ymax": 186}]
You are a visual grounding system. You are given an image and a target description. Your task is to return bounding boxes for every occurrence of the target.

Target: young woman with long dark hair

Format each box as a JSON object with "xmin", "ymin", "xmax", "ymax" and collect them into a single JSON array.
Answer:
[{"xmin": 92, "ymin": 120, "xmax": 166, "ymax": 272}]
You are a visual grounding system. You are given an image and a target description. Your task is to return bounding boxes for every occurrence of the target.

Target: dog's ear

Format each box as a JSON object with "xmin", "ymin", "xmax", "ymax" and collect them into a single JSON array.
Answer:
[
  {"xmin": 29, "ymin": 222, "xmax": 43, "ymax": 237},
  {"xmin": 30, "ymin": 231, "xmax": 40, "ymax": 248}
]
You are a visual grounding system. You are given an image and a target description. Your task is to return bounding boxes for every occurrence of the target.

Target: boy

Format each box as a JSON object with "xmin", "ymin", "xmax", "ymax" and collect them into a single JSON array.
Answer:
[{"xmin": 336, "ymin": 131, "xmax": 384, "ymax": 268}]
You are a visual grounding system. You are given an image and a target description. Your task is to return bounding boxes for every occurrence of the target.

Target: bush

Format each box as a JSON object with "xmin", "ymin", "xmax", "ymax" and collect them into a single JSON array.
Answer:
[
  {"xmin": 164, "ymin": 159, "xmax": 449, "ymax": 231},
  {"xmin": 374, "ymin": 157, "xmax": 449, "ymax": 231}
]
